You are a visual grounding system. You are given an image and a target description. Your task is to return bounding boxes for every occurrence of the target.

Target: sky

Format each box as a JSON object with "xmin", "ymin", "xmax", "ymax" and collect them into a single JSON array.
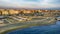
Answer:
[{"xmin": 0, "ymin": 0, "xmax": 60, "ymax": 9}]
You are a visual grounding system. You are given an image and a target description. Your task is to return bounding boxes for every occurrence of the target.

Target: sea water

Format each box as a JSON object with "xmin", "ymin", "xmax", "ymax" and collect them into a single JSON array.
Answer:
[{"xmin": 7, "ymin": 21, "xmax": 60, "ymax": 34}]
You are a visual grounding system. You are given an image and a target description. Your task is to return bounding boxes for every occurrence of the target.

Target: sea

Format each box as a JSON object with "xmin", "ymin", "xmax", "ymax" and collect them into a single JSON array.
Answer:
[{"xmin": 7, "ymin": 17, "xmax": 60, "ymax": 34}]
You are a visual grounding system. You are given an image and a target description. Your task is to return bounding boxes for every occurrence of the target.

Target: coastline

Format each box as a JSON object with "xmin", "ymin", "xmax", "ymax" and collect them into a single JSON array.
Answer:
[
  {"xmin": 0, "ymin": 17, "xmax": 56, "ymax": 34},
  {"xmin": 0, "ymin": 23, "xmax": 56, "ymax": 34}
]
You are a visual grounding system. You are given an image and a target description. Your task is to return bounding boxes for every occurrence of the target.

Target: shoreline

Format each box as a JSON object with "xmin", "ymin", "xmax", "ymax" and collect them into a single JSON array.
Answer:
[
  {"xmin": 0, "ymin": 23, "xmax": 56, "ymax": 34},
  {"xmin": 0, "ymin": 17, "xmax": 56, "ymax": 34}
]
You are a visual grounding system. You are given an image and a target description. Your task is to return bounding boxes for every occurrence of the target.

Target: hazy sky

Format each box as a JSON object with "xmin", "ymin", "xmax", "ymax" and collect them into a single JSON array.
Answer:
[{"xmin": 0, "ymin": 0, "xmax": 60, "ymax": 8}]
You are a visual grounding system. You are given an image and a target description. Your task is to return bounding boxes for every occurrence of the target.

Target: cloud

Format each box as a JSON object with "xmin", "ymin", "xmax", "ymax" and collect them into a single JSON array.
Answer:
[
  {"xmin": 24, "ymin": 0, "xmax": 40, "ymax": 2},
  {"xmin": 0, "ymin": 0, "xmax": 60, "ymax": 8}
]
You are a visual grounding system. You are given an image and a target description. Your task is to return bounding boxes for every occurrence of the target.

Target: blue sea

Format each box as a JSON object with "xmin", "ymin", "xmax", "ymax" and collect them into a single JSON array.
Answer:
[{"xmin": 7, "ymin": 21, "xmax": 60, "ymax": 34}]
